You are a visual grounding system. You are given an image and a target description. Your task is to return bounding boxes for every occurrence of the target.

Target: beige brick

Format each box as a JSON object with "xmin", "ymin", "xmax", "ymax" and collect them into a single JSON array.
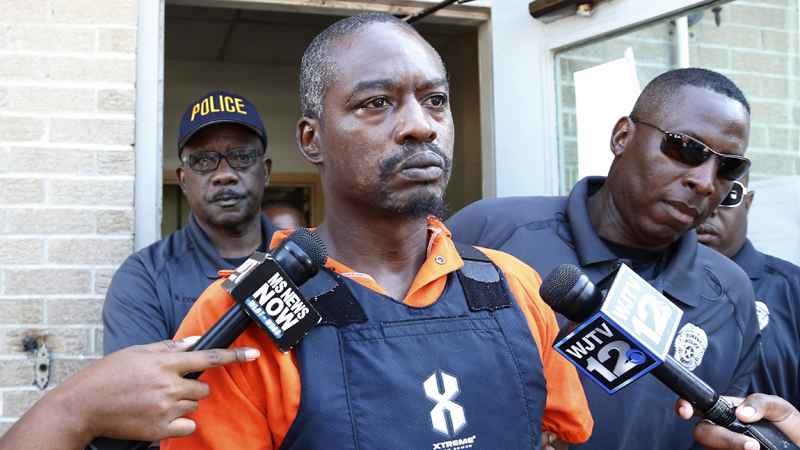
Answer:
[
  {"xmin": 4, "ymin": 25, "xmax": 95, "ymax": 52},
  {"xmin": 98, "ymin": 88, "xmax": 135, "ymax": 112},
  {"xmin": 0, "ymin": 55, "xmax": 46, "ymax": 80},
  {"xmin": 0, "ymin": 86, "xmax": 7, "ymax": 108},
  {"xmin": 0, "ymin": 178, "xmax": 45, "ymax": 204},
  {"xmin": 50, "ymin": 118, "xmax": 134, "ymax": 146},
  {"xmin": 0, "ymin": 1, "xmax": 51, "ymax": 21},
  {"xmin": 0, "ymin": 116, "xmax": 46, "ymax": 142},
  {"xmin": 0, "ymin": 299, "xmax": 43, "ymax": 325},
  {"xmin": 0, "ymin": 359, "xmax": 34, "ymax": 387},
  {"xmin": 45, "ymin": 298, "xmax": 103, "ymax": 325},
  {"xmin": 47, "ymin": 56, "xmax": 136, "ymax": 84},
  {"xmin": 96, "ymin": 209, "xmax": 133, "ymax": 234},
  {"xmin": 50, "ymin": 0, "xmax": 137, "ymax": 25},
  {"xmin": 749, "ymin": 125, "xmax": 769, "ymax": 148},
  {"xmin": 3, "ymin": 87, "xmax": 95, "ymax": 114},
  {"xmin": 761, "ymin": 30, "xmax": 795, "ymax": 52},
  {"xmin": 0, "ymin": 422, "xmax": 12, "ymax": 437},
  {"xmin": 693, "ymin": 24, "xmax": 763, "ymax": 50},
  {"xmin": 98, "ymin": 28, "xmax": 137, "ymax": 53},
  {"xmin": 728, "ymin": 4, "xmax": 789, "ymax": 29},
  {"xmin": 768, "ymin": 127, "xmax": 800, "ymax": 150},
  {"xmin": 48, "ymin": 179, "xmax": 133, "ymax": 206},
  {"xmin": 2, "ymin": 208, "xmax": 95, "ymax": 234},
  {"xmin": 749, "ymin": 151, "xmax": 798, "ymax": 175},
  {"xmin": 96, "ymin": 151, "xmax": 134, "ymax": 175},
  {"xmin": 751, "ymin": 101, "xmax": 790, "ymax": 124},
  {"xmin": 731, "ymin": 50, "xmax": 788, "ymax": 73},
  {"xmin": 50, "ymin": 358, "xmax": 95, "ymax": 385},
  {"xmin": 4, "ymin": 269, "xmax": 91, "ymax": 295},
  {"xmin": 94, "ymin": 268, "xmax": 115, "ymax": 295},
  {"xmin": 0, "ymin": 147, "xmax": 95, "ymax": 175},
  {"xmin": 2, "ymin": 390, "xmax": 43, "ymax": 417},
  {"xmin": 691, "ymin": 46, "xmax": 730, "ymax": 70},
  {"xmin": 0, "ymin": 239, "xmax": 44, "ymax": 264},
  {"xmin": 93, "ymin": 327, "xmax": 103, "ymax": 355},
  {"xmin": 48, "ymin": 238, "xmax": 131, "ymax": 265},
  {"xmin": 758, "ymin": 77, "xmax": 790, "ymax": 100}
]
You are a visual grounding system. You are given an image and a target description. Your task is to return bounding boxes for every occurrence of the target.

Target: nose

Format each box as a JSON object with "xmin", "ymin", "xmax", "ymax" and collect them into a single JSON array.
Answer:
[
  {"xmin": 210, "ymin": 157, "xmax": 238, "ymax": 186},
  {"xmin": 395, "ymin": 98, "xmax": 437, "ymax": 144},
  {"xmin": 683, "ymin": 157, "xmax": 718, "ymax": 197}
]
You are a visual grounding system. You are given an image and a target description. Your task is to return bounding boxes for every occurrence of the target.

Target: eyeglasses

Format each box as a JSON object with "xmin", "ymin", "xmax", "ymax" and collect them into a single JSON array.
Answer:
[
  {"xmin": 182, "ymin": 147, "xmax": 264, "ymax": 173},
  {"xmin": 631, "ymin": 118, "xmax": 750, "ymax": 181},
  {"xmin": 719, "ymin": 180, "xmax": 751, "ymax": 208}
]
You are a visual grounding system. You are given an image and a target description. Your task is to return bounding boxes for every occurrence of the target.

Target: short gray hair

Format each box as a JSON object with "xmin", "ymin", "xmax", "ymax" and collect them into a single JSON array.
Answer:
[{"xmin": 299, "ymin": 13, "xmax": 422, "ymax": 120}]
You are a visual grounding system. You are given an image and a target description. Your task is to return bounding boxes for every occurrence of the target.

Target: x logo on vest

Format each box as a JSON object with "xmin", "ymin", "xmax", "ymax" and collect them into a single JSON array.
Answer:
[{"xmin": 424, "ymin": 370, "xmax": 466, "ymax": 437}]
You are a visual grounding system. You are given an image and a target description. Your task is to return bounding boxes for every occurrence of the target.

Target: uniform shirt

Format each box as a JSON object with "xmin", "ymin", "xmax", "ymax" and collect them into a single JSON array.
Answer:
[
  {"xmin": 102, "ymin": 213, "xmax": 274, "ymax": 354},
  {"xmin": 447, "ymin": 176, "xmax": 761, "ymax": 450},
  {"xmin": 734, "ymin": 239, "xmax": 800, "ymax": 409},
  {"xmin": 162, "ymin": 218, "xmax": 593, "ymax": 450}
]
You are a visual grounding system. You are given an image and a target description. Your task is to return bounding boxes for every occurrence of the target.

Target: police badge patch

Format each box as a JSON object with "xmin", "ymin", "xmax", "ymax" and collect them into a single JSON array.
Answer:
[
  {"xmin": 673, "ymin": 323, "xmax": 708, "ymax": 371},
  {"xmin": 755, "ymin": 301, "xmax": 770, "ymax": 331}
]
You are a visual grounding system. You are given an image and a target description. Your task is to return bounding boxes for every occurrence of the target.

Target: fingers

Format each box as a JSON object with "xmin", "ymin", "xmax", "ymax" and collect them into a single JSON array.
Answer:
[
  {"xmin": 737, "ymin": 393, "xmax": 791, "ymax": 423},
  {"xmin": 144, "ymin": 336, "xmax": 202, "ymax": 354},
  {"xmin": 171, "ymin": 347, "xmax": 260, "ymax": 373},
  {"xmin": 693, "ymin": 420, "xmax": 760, "ymax": 450},
  {"xmin": 165, "ymin": 417, "xmax": 197, "ymax": 438},
  {"xmin": 172, "ymin": 399, "xmax": 200, "ymax": 417},
  {"xmin": 675, "ymin": 399, "xmax": 695, "ymax": 420},
  {"xmin": 174, "ymin": 378, "xmax": 211, "ymax": 401}
]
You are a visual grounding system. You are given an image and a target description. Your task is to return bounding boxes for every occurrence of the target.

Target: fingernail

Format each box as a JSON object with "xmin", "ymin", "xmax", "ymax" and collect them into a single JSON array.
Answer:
[
  {"xmin": 744, "ymin": 439, "xmax": 759, "ymax": 450},
  {"xmin": 180, "ymin": 336, "xmax": 201, "ymax": 345},
  {"xmin": 244, "ymin": 348, "xmax": 261, "ymax": 360},
  {"xmin": 739, "ymin": 406, "xmax": 756, "ymax": 419}
]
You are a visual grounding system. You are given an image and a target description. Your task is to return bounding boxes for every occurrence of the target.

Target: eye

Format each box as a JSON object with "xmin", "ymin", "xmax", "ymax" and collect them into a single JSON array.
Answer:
[
  {"xmin": 425, "ymin": 94, "xmax": 448, "ymax": 108},
  {"xmin": 362, "ymin": 97, "xmax": 390, "ymax": 109}
]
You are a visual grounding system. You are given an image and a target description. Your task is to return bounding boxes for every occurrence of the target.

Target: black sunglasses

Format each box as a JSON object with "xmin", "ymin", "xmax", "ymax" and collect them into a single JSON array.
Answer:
[
  {"xmin": 719, "ymin": 180, "xmax": 752, "ymax": 208},
  {"xmin": 631, "ymin": 118, "xmax": 750, "ymax": 181},
  {"xmin": 182, "ymin": 147, "xmax": 264, "ymax": 174}
]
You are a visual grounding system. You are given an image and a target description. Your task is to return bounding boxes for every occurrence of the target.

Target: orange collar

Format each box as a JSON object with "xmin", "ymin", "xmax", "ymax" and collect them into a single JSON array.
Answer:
[{"xmin": 269, "ymin": 216, "xmax": 463, "ymax": 307}]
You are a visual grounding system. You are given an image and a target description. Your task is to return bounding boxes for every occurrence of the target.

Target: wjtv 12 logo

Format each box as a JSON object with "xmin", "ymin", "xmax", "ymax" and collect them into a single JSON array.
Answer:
[{"xmin": 555, "ymin": 265, "xmax": 684, "ymax": 394}]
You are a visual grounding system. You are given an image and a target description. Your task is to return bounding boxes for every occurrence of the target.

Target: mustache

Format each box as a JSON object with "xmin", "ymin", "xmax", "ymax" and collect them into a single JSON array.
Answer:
[
  {"xmin": 208, "ymin": 188, "xmax": 246, "ymax": 202},
  {"xmin": 378, "ymin": 141, "xmax": 452, "ymax": 178}
]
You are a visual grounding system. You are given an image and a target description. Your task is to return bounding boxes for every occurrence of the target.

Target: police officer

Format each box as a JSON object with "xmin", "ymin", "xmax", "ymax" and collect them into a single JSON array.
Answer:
[
  {"xmin": 698, "ymin": 175, "xmax": 800, "ymax": 409},
  {"xmin": 162, "ymin": 13, "xmax": 593, "ymax": 450},
  {"xmin": 103, "ymin": 91, "xmax": 275, "ymax": 354},
  {"xmin": 448, "ymin": 68, "xmax": 760, "ymax": 450}
]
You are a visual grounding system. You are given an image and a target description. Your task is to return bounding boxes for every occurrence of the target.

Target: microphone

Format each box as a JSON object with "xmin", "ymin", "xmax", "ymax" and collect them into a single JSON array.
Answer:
[
  {"xmin": 540, "ymin": 264, "xmax": 799, "ymax": 450},
  {"xmin": 186, "ymin": 228, "xmax": 327, "ymax": 378}
]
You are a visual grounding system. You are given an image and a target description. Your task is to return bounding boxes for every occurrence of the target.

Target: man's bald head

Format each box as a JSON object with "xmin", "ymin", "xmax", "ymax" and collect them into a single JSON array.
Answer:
[
  {"xmin": 298, "ymin": 12, "xmax": 443, "ymax": 120},
  {"xmin": 631, "ymin": 68, "xmax": 750, "ymax": 122}
]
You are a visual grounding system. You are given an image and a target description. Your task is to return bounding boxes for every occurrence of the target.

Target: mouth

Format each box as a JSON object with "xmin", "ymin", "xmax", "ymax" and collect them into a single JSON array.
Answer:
[
  {"xmin": 211, "ymin": 193, "xmax": 245, "ymax": 207},
  {"xmin": 398, "ymin": 151, "xmax": 445, "ymax": 182},
  {"xmin": 663, "ymin": 200, "xmax": 700, "ymax": 226},
  {"xmin": 695, "ymin": 224, "xmax": 719, "ymax": 244}
]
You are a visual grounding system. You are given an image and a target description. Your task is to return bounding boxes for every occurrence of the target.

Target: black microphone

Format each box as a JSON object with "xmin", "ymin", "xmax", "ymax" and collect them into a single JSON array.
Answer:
[
  {"xmin": 540, "ymin": 264, "xmax": 799, "ymax": 450},
  {"xmin": 185, "ymin": 228, "xmax": 327, "ymax": 378}
]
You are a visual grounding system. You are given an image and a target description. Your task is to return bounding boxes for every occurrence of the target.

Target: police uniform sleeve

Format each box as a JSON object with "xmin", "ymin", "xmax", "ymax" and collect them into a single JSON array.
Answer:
[
  {"xmin": 161, "ymin": 279, "xmax": 275, "ymax": 450},
  {"xmin": 103, "ymin": 254, "xmax": 169, "ymax": 354},
  {"xmin": 446, "ymin": 200, "xmax": 492, "ymax": 245},
  {"xmin": 725, "ymin": 272, "xmax": 762, "ymax": 396},
  {"xmin": 481, "ymin": 248, "xmax": 594, "ymax": 444}
]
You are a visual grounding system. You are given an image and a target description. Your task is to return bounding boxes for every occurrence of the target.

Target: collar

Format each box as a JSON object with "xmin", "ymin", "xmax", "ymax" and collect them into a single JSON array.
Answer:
[
  {"xmin": 567, "ymin": 176, "xmax": 701, "ymax": 307},
  {"xmin": 732, "ymin": 239, "xmax": 766, "ymax": 281},
  {"xmin": 187, "ymin": 213, "xmax": 275, "ymax": 280},
  {"xmin": 269, "ymin": 216, "xmax": 463, "ymax": 306}
]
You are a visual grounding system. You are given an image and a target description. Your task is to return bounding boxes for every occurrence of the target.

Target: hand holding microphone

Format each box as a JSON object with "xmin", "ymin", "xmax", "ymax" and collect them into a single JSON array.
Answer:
[{"xmin": 539, "ymin": 264, "xmax": 799, "ymax": 450}]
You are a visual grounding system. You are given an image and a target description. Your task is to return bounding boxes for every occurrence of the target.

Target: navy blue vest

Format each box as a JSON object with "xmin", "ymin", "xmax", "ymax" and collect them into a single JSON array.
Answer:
[{"xmin": 280, "ymin": 245, "xmax": 547, "ymax": 450}]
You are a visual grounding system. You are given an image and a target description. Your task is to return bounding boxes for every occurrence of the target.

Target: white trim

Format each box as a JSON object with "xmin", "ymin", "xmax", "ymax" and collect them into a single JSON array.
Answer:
[{"xmin": 134, "ymin": 0, "xmax": 166, "ymax": 250}]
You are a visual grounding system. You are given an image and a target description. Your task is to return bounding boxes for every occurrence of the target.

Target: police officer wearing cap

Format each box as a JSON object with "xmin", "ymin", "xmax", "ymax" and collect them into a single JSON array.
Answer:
[
  {"xmin": 698, "ymin": 174, "xmax": 800, "ymax": 410},
  {"xmin": 448, "ymin": 68, "xmax": 761, "ymax": 450},
  {"xmin": 103, "ymin": 90, "xmax": 275, "ymax": 354}
]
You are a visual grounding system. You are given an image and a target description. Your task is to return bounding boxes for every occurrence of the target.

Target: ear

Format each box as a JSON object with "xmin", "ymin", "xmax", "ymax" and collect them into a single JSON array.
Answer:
[
  {"xmin": 263, "ymin": 155, "xmax": 272, "ymax": 185},
  {"xmin": 296, "ymin": 117, "xmax": 323, "ymax": 165},
  {"xmin": 610, "ymin": 116, "xmax": 635, "ymax": 157},
  {"xmin": 744, "ymin": 190, "xmax": 755, "ymax": 211},
  {"xmin": 176, "ymin": 167, "xmax": 187, "ymax": 193}
]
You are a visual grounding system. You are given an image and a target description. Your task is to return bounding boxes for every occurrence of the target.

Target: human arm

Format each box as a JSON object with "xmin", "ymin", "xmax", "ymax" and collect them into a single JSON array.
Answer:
[
  {"xmin": 676, "ymin": 394, "xmax": 800, "ymax": 449},
  {"xmin": 0, "ymin": 338, "xmax": 260, "ymax": 450}
]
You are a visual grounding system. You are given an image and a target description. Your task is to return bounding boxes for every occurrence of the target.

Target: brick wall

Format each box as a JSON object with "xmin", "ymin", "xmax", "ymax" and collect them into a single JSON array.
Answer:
[
  {"xmin": 557, "ymin": 0, "xmax": 799, "ymax": 191},
  {"xmin": 0, "ymin": 0, "xmax": 137, "ymax": 434}
]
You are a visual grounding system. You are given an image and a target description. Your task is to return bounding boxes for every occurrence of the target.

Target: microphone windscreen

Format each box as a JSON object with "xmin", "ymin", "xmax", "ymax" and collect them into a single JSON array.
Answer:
[
  {"xmin": 286, "ymin": 228, "xmax": 328, "ymax": 267},
  {"xmin": 539, "ymin": 264, "xmax": 584, "ymax": 311}
]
